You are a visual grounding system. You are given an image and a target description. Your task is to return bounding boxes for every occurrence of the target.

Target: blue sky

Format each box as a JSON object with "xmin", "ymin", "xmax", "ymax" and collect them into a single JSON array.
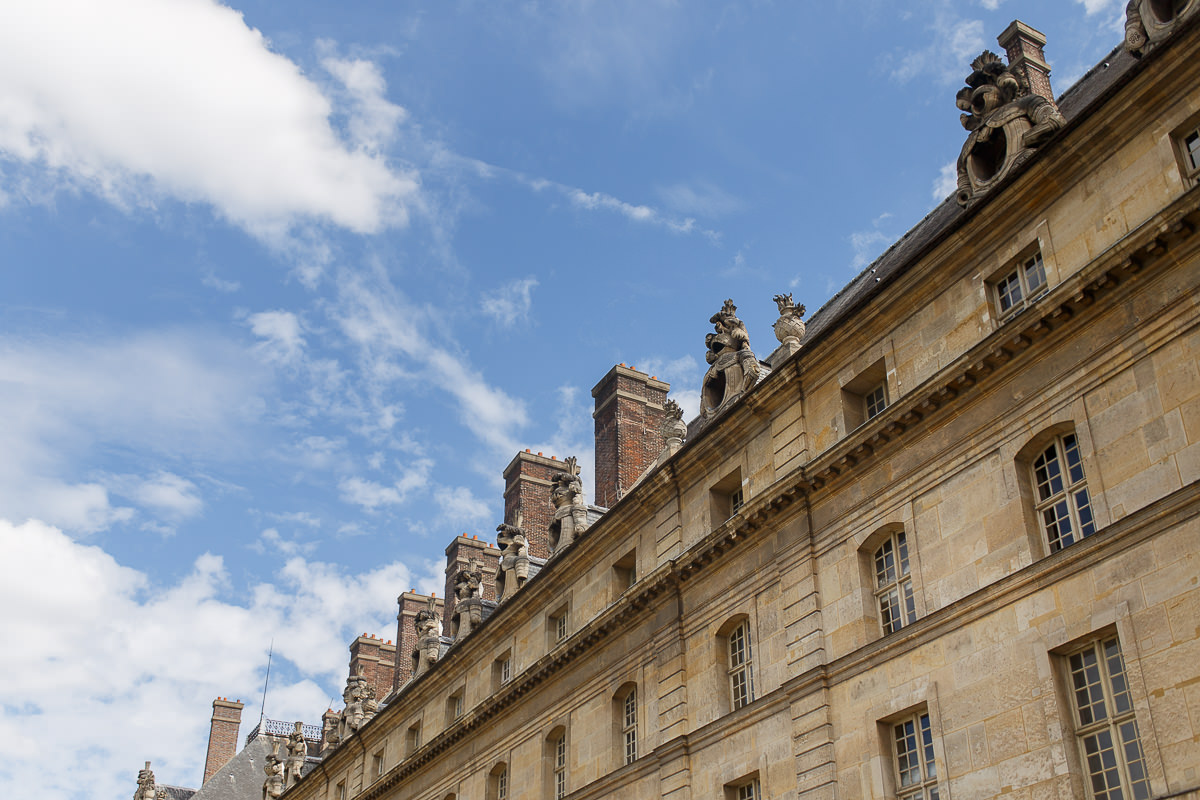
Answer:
[{"xmin": 0, "ymin": 1, "xmax": 1130, "ymax": 796}]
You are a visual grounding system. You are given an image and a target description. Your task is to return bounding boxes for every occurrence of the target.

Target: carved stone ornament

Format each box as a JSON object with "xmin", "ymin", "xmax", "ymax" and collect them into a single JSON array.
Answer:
[
  {"xmin": 660, "ymin": 398, "xmax": 688, "ymax": 454},
  {"xmin": 284, "ymin": 721, "xmax": 306, "ymax": 788},
  {"xmin": 495, "ymin": 514, "xmax": 530, "ymax": 602},
  {"xmin": 701, "ymin": 299, "xmax": 760, "ymax": 421},
  {"xmin": 954, "ymin": 51, "xmax": 1066, "ymax": 208},
  {"xmin": 262, "ymin": 748, "xmax": 285, "ymax": 800},
  {"xmin": 772, "ymin": 293, "xmax": 806, "ymax": 358},
  {"xmin": 412, "ymin": 596, "xmax": 441, "ymax": 677},
  {"xmin": 134, "ymin": 762, "xmax": 158, "ymax": 800},
  {"xmin": 1125, "ymin": 0, "xmax": 1198, "ymax": 56},
  {"xmin": 548, "ymin": 456, "xmax": 588, "ymax": 556},
  {"xmin": 452, "ymin": 557, "xmax": 484, "ymax": 638}
]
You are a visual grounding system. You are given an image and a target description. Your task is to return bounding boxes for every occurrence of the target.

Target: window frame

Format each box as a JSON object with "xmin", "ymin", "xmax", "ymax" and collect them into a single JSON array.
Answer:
[
  {"xmin": 1173, "ymin": 111, "xmax": 1200, "ymax": 187},
  {"xmin": 724, "ymin": 774, "xmax": 762, "ymax": 800},
  {"xmin": 372, "ymin": 750, "xmax": 385, "ymax": 779},
  {"xmin": 1063, "ymin": 636, "xmax": 1152, "ymax": 800},
  {"xmin": 553, "ymin": 732, "xmax": 568, "ymax": 800},
  {"xmin": 710, "ymin": 467, "xmax": 746, "ymax": 526},
  {"xmin": 842, "ymin": 358, "xmax": 890, "ymax": 431},
  {"xmin": 873, "ymin": 529, "xmax": 917, "ymax": 636},
  {"xmin": 488, "ymin": 763, "xmax": 508, "ymax": 800},
  {"xmin": 990, "ymin": 249, "xmax": 1048, "ymax": 321},
  {"xmin": 726, "ymin": 618, "xmax": 756, "ymax": 711},
  {"xmin": 621, "ymin": 685, "xmax": 638, "ymax": 765},
  {"xmin": 889, "ymin": 711, "xmax": 941, "ymax": 800},
  {"xmin": 1031, "ymin": 432, "xmax": 1096, "ymax": 553}
]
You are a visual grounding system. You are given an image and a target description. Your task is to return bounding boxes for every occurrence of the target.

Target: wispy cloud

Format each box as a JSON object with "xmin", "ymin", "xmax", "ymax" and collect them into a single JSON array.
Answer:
[
  {"xmin": 481, "ymin": 277, "xmax": 539, "ymax": 327},
  {"xmin": 888, "ymin": 7, "xmax": 985, "ymax": 85},
  {"xmin": 932, "ymin": 161, "xmax": 958, "ymax": 202},
  {"xmin": 656, "ymin": 180, "xmax": 744, "ymax": 218}
]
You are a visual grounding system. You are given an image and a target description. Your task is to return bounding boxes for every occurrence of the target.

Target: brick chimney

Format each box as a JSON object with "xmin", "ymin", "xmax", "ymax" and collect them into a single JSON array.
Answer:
[
  {"xmin": 392, "ymin": 591, "xmax": 444, "ymax": 693},
  {"xmin": 503, "ymin": 451, "xmax": 574, "ymax": 559},
  {"xmin": 998, "ymin": 20, "xmax": 1055, "ymax": 103},
  {"xmin": 202, "ymin": 697, "xmax": 244, "ymax": 784},
  {"xmin": 441, "ymin": 535, "xmax": 501, "ymax": 632},
  {"xmin": 348, "ymin": 634, "xmax": 396, "ymax": 704},
  {"xmin": 592, "ymin": 365, "xmax": 670, "ymax": 508}
]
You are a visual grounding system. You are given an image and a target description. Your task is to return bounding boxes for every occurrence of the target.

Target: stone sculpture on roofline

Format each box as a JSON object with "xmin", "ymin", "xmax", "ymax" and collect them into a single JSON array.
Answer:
[
  {"xmin": 954, "ymin": 43, "xmax": 1065, "ymax": 208},
  {"xmin": 284, "ymin": 721, "xmax": 306, "ymax": 788},
  {"xmin": 660, "ymin": 399, "xmax": 688, "ymax": 457},
  {"xmin": 412, "ymin": 595, "xmax": 442, "ymax": 677},
  {"xmin": 262, "ymin": 747, "xmax": 285, "ymax": 800},
  {"xmin": 548, "ymin": 456, "xmax": 588, "ymax": 556},
  {"xmin": 329, "ymin": 667, "xmax": 378, "ymax": 747},
  {"xmin": 700, "ymin": 299, "xmax": 760, "ymax": 422},
  {"xmin": 133, "ymin": 762, "xmax": 158, "ymax": 800},
  {"xmin": 452, "ymin": 556, "xmax": 485, "ymax": 637},
  {"xmin": 495, "ymin": 513, "xmax": 530, "ymax": 602}
]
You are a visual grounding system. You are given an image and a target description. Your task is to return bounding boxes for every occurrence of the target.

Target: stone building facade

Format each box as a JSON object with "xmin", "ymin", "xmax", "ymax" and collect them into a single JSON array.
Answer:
[{"xmin": 285, "ymin": 12, "xmax": 1200, "ymax": 800}]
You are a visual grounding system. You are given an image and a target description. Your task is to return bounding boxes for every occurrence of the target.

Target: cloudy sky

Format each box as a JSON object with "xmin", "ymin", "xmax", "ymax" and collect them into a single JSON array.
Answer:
[{"xmin": 0, "ymin": 1, "xmax": 1131, "ymax": 797}]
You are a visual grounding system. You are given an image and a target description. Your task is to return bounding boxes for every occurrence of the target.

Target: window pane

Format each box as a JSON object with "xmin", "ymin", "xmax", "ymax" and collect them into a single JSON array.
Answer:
[
  {"xmin": 997, "ymin": 271, "xmax": 1022, "ymax": 311},
  {"xmin": 1024, "ymin": 253, "xmax": 1047, "ymax": 293},
  {"xmin": 1187, "ymin": 131, "xmax": 1200, "ymax": 171},
  {"xmin": 875, "ymin": 539, "xmax": 897, "ymax": 587}
]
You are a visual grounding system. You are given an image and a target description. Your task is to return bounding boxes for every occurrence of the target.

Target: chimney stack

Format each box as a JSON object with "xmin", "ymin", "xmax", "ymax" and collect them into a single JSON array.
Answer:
[
  {"xmin": 502, "ymin": 451, "xmax": 571, "ymax": 559},
  {"xmin": 441, "ymin": 535, "xmax": 500, "ymax": 632},
  {"xmin": 348, "ymin": 635, "xmax": 396, "ymax": 704},
  {"xmin": 392, "ymin": 591, "xmax": 444, "ymax": 693},
  {"xmin": 998, "ymin": 20, "xmax": 1055, "ymax": 103},
  {"xmin": 202, "ymin": 697, "xmax": 244, "ymax": 784},
  {"xmin": 592, "ymin": 365, "xmax": 670, "ymax": 508}
]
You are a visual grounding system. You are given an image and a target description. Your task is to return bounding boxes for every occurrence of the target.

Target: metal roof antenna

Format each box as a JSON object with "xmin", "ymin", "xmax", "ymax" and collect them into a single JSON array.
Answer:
[{"xmin": 258, "ymin": 638, "xmax": 274, "ymax": 727}]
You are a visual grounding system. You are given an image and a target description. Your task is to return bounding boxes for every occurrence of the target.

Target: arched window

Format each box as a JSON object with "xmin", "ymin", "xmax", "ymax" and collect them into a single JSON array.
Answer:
[
  {"xmin": 874, "ymin": 529, "xmax": 916, "ymax": 635},
  {"xmin": 487, "ymin": 763, "xmax": 507, "ymax": 800},
  {"xmin": 1031, "ymin": 432, "xmax": 1095, "ymax": 553},
  {"xmin": 726, "ymin": 619, "xmax": 755, "ymax": 710},
  {"xmin": 544, "ymin": 726, "xmax": 568, "ymax": 800},
  {"xmin": 614, "ymin": 683, "xmax": 638, "ymax": 766}
]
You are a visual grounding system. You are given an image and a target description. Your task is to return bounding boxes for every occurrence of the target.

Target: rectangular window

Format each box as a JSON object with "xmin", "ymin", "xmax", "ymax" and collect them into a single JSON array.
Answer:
[
  {"xmin": 993, "ymin": 251, "xmax": 1048, "ymax": 319},
  {"xmin": 1177, "ymin": 123, "xmax": 1200, "ymax": 185},
  {"xmin": 728, "ymin": 620, "xmax": 755, "ymax": 710},
  {"xmin": 842, "ymin": 358, "xmax": 889, "ymax": 430},
  {"xmin": 892, "ymin": 713, "xmax": 940, "ymax": 800},
  {"xmin": 447, "ymin": 689, "xmax": 464, "ymax": 724},
  {"xmin": 496, "ymin": 768, "xmax": 507, "ymax": 800},
  {"xmin": 405, "ymin": 723, "xmax": 420, "ymax": 755},
  {"xmin": 1066, "ymin": 637, "xmax": 1151, "ymax": 800},
  {"xmin": 613, "ymin": 550, "xmax": 637, "ymax": 595},
  {"xmin": 548, "ymin": 605, "xmax": 569, "ymax": 647},
  {"xmin": 336, "ymin": 781, "xmax": 346, "ymax": 800},
  {"xmin": 372, "ymin": 751, "xmax": 384, "ymax": 778},
  {"xmin": 493, "ymin": 651, "xmax": 512, "ymax": 690},
  {"xmin": 864, "ymin": 383, "xmax": 888, "ymax": 421},
  {"xmin": 710, "ymin": 468, "xmax": 745, "ymax": 525},
  {"xmin": 622, "ymin": 688, "xmax": 638, "ymax": 765},
  {"xmin": 725, "ymin": 776, "xmax": 761, "ymax": 800},
  {"xmin": 874, "ymin": 531, "xmax": 917, "ymax": 634}
]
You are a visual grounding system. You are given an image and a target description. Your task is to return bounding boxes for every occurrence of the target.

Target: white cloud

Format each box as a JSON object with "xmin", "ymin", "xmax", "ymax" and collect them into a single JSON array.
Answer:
[
  {"xmin": 481, "ymin": 277, "xmax": 539, "ymax": 326},
  {"xmin": 0, "ymin": 0, "xmax": 417, "ymax": 240},
  {"xmin": 319, "ymin": 44, "xmax": 408, "ymax": 155},
  {"xmin": 0, "ymin": 517, "xmax": 432, "ymax": 800},
  {"xmin": 0, "ymin": 330, "xmax": 268, "ymax": 534},
  {"xmin": 338, "ymin": 458, "xmax": 433, "ymax": 510},
  {"xmin": 932, "ymin": 160, "xmax": 959, "ymax": 201},
  {"xmin": 851, "ymin": 229, "xmax": 891, "ymax": 270},
  {"xmin": 248, "ymin": 309, "xmax": 306, "ymax": 365},
  {"xmin": 890, "ymin": 8, "xmax": 985, "ymax": 85},
  {"xmin": 432, "ymin": 485, "xmax": 493, "ymax": 528}
]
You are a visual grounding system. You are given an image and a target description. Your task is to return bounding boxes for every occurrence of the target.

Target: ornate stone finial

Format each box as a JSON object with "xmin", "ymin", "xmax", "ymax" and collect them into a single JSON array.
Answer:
[
  {"xmin": 412, "ymin": 596, "xmax": 441, "ymax": 677},
  {"xmin": 134, "ymin": 761, "xmax": 157, "ymax": 800},
  {"xmin": 263, "ymin": 746, "xmax": 285, "ymax": 800},
  {"xmin": 700, "ymin": 299, "xmax": 760, "ymax": 421},
  {"xmin": 772, "ymin": 293, "xmax": 806, "ymax": 357},
  {"xmin": 494, "ymin": 515, "xmax": 530, "ymax": 602},
  {"xmin": 660, "ymin": 398, "xmax": 688, "ymax": 455},
  {"xmin": 953, "ymin": 41, "xmax": 1065, "ymax": 208},
  {"xmin": 284, "ymin": 721, "xmax": 306, "ymax": 788},
  {"xmin": 548, "ymin": 457, "xmax": 588, "ymax": 557}
]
